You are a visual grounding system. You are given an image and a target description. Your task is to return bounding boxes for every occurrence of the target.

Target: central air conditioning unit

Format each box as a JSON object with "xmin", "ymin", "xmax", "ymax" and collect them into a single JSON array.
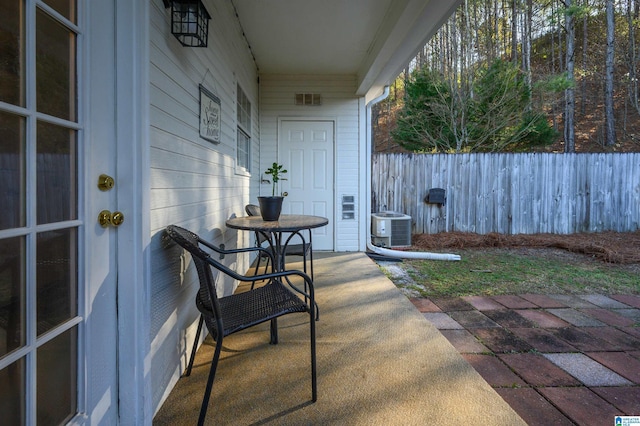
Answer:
[{"xmin": 371, "ymin": 212, "xmax": 412, "ymax": 247}]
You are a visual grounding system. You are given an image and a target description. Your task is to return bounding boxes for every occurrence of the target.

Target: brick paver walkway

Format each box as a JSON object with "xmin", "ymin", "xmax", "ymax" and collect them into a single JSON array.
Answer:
[{"xmin": 411, "ymin": 294, "xmax": 640, "ymax": 426}]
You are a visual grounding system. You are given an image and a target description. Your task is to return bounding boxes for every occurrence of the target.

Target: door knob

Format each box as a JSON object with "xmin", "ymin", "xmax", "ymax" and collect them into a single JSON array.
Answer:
[
  {"xmin": 98, "ymin": 174, "xmax": 115, "ymax": 191},
  {"xmin": 98, "ymin": 210, "xmax": 125, "ymax": 228}
]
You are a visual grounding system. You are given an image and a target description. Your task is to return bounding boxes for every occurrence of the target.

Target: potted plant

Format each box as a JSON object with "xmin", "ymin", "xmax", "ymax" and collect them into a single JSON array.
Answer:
[{"xmin": 258, "ymin": 162, "xmax": 287, "ymax": 221}]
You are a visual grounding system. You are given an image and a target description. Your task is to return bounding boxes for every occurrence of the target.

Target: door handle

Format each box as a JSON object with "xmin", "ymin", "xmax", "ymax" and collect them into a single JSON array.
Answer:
[
  {"xmin": 98, "ymin": 210, "xmax": 125, "ymax": 228},
  {"xmin": 98, "ymin": 174, "xmax": 115, "ymax": 191}
]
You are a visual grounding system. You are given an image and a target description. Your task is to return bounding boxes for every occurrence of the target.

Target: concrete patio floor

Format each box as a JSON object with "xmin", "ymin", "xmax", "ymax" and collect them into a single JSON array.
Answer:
[{"xmin": 153, "ymin": 252, "xmax": 525, "ymax": 425}]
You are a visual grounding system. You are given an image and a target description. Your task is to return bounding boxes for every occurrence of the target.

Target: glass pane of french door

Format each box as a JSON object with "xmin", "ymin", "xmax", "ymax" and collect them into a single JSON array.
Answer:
[{"xmin": 0, "ymin": 1, "xmax": 80, "ymax": 424}]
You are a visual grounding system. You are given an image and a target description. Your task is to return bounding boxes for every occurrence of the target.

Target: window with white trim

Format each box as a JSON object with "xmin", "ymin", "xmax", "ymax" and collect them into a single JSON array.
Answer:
[{"xmin": 236, "ymin": 84, "xmax": 251, "ymax": 172}]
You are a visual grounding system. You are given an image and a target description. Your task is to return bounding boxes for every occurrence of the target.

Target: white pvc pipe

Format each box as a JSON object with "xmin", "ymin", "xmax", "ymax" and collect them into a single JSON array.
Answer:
[
  {"xmin": 368, "ymin": 244, "xmax": 461, "ymax": 261},
  {"xmin": 365, "ymin": 86, "xmax": 460, "ymax": 261}
]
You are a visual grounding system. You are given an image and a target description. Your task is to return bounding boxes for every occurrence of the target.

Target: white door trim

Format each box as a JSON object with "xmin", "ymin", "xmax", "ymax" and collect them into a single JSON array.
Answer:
[{"xmin": 112, "ymin": 0, "xmax": 152, "ymax": 423}]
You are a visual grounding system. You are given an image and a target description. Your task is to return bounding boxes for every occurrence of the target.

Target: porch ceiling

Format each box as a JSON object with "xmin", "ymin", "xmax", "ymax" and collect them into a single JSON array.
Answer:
[{"xmin": 231, "ymin": 0, "xmax": 462, "ymax": 98}]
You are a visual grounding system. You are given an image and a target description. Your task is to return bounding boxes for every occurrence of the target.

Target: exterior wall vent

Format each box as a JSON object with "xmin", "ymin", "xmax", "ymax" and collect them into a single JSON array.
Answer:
[
  {"xmin": 341, "ymin": 195, "xmax": 355, "ymax": 220},
  {"xmin": 295, "ymin": 93, "xmax": 322, "ymax": 106}
]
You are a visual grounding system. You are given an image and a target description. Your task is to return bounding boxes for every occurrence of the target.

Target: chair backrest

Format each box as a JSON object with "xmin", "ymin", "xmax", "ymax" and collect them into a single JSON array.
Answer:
[
  {"xmin": 165, "ymin": 225, "xmax": 224, "ymax": 339},
  {"xmin": 245, "ymin": 204, "xmax": 260, "ymax": 217},
  {"xmin": 245, "ymin": 204, "xmax": 270, "ymax": 245}
]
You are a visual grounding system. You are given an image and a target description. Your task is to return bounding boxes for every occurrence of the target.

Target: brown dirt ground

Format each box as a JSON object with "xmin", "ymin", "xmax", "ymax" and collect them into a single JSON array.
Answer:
[{"xmin": 412, "ymin": 231, "xmax": 640, "ymax": 265}]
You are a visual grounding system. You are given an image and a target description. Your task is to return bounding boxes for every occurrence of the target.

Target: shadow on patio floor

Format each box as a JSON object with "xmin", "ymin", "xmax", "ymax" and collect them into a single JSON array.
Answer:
[{"xmin": 153, "ymin": 252, "xmax": 524, "ymax": 425}]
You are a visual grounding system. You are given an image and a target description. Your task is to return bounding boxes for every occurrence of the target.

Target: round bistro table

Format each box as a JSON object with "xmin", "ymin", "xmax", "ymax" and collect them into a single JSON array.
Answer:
[{"xmin": 225, "ymin": 214, "xmax": 329, "ymax": 272}]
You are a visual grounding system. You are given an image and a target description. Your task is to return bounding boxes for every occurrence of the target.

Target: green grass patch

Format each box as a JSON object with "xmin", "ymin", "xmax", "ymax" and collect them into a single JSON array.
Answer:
[{"xmin": 399, "ymin": 249, "xmax": 640, "ymax": 298}]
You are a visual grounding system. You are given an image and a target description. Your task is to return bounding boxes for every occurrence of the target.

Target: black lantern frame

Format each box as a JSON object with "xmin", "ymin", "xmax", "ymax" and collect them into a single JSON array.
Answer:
[{"xmin": 163, "ymin": 0, "xmax": 211, "ymax": 47}]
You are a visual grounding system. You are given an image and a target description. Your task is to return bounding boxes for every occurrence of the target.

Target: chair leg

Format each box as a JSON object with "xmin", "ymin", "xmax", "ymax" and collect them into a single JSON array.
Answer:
[
  {"xmin": 300, "ymin": 242, "xmax": 320, "ymax": 321},
  {"xmin": 184, "ymin": 314, "xmax": 204, "ymax": 377},
  {"xmin": 300, "ymin": 245, "xmax": 309, "ymax": 300},
  {"xmin": 269, "ymin": 318, "xmax": 278, "ymax": 344},
  {"xmin": 263, "ymin": 255, "xmax": 271, "ymax": 275},
  {"xmin": 198, "ymin": 335, "xmax": 224, "ymax": 426},
  {"xmin": 251, "ymin": 255, "xmax": 272, "ymax": 289},
  {"xmin": 300, "ymin": 231, "xmax": 319, "ymax": 320},
  {"xmin": 250, "ymin": 255, "xmax": 262, "ymax": 289},
  {"xmin": 306, "ymin": 229, "xmax": 314, "ymax": 281},
  {"xmin": 310, "ymin": 309, "xmax": 317, "ymax": 402},
  {"xmin": 297, "ymin": 250, "xmax": 319, "ymax": 321}
]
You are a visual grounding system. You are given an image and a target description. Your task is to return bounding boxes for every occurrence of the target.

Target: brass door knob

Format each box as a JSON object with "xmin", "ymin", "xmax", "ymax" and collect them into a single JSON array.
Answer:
[
  {"xmin": 98, "ymin": 210, "xmax": 125, "ymax": 228},
  {"xmin": 111, "ymin": 211, "xmax": 124, "ymax": 226},
  {"xmin": 98, "ymin": 174, "xmax": 115, "ymax": 191}
]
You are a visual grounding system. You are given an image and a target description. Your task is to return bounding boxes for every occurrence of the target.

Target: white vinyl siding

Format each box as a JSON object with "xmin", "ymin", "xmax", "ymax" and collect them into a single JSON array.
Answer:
[
  {"xmin": 259, "ymin": 74, "xmax": 362, "ymax": 251},
  {"xmin": 148, "ymin": 0, "xmax": 258, "ymax": 414}
]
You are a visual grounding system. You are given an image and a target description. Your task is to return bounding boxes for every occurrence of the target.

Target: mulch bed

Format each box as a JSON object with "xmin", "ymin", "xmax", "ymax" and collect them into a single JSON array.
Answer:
[{"xmin": 412, "ymin": 231, "xmax": 640, "ymax": 264}]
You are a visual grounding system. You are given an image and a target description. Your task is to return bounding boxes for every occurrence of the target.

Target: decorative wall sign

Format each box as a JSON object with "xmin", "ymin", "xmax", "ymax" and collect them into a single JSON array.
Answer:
[{"xmin": 199, "ymin": 84, "xmax": 221, "ymax": 143}]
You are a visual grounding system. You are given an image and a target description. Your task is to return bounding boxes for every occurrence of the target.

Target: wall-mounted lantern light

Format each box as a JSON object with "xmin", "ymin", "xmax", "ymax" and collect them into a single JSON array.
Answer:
[{"xmin": 163, "ymin": 0, "xmax": 211, "ymax": 47}]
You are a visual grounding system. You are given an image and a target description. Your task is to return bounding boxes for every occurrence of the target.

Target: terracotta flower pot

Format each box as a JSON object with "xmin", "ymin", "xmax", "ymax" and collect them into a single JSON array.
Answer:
[{"xmin": 257, "ymin": 196, "xmax": 284, "ymax": 221}]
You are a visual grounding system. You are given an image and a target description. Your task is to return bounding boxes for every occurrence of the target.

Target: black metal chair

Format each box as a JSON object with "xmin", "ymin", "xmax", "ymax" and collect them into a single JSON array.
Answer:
[
  {"xmin": 245, "ymin": 204, "xmax": 315, "ymax": 280},
  {"xmin": 245, "ymin": 204, "xmax": 274, "ymax": 278},
  {"xmin": 165, "ymin": 225, "xmax": 317, "ymax": 425}
]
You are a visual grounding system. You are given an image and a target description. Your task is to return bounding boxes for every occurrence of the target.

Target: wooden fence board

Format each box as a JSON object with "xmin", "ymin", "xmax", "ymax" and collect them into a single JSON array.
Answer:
[{"xmin": 372, "ymin": 153, "xmax": 640, "ymax": 235}]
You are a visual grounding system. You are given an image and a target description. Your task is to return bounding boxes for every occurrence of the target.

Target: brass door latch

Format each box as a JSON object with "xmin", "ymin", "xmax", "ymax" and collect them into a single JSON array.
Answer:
[
  {"xmin": 97, "ymin": 173, "xmax": 123, "ymax": 227},
  {"xmin": 98, "ymin": 210, "xmax": 124, "ymax": 228},
  {"xmin": 98, "ymin": 174, "xmax": 115, "ymax": 191}
]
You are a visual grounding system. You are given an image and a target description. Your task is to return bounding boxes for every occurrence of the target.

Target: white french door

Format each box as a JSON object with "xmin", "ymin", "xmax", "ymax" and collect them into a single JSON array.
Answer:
[
  {"xmin": 279, "ymin": 120, "xmax": 335, "ymax": 250},
  {"xmin": 0, "ymin": 1, "xmax": 120, "ymax": 424}
]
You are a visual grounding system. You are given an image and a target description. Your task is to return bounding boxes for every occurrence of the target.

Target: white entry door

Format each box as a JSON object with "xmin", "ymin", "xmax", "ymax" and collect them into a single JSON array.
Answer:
[
  {"xmin": 279, "ymin": 120, "xmax": 334, "ymax": 250},
  {"xmin": 0, "ymin": 1, "xmax": 122, "ymax": 424}
]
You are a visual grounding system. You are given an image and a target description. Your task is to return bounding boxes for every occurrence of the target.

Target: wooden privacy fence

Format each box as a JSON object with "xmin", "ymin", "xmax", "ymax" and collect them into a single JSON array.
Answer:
[{"xmin": 372, "ymin": 152, "xmax": 640, "ymax": 235}]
